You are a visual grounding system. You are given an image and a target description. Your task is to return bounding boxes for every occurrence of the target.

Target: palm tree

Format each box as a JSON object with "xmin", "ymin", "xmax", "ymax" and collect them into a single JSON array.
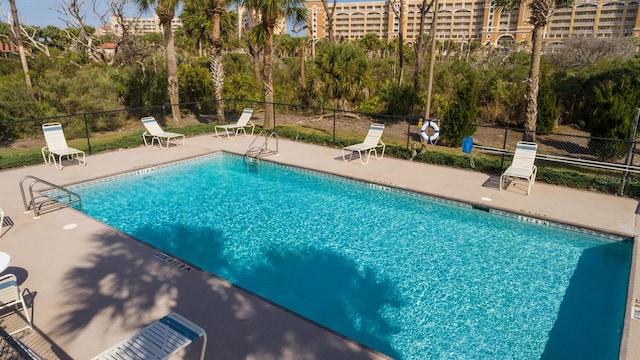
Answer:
[
  {"xmin": 243, "ymin": 6, "xmax": 264, "ymax": 88},
  {"xmin": 307, "ymin": 43, "xmax": 369, "ymax": 110},
  {"xmin": 359, "ymin": 33, "xmax": 382, "ymax": 59},
  {"xmin": 132, "ymin": 0, "xmax": 182, "ymax": 124},
  {"xmin": 184, "ymin": 0, "xmax": 236, "ymax": 123},
  {"xmin": 205, "ymin": 0, "xmax": 229, "ymax": 123},
  {"xmin": 180, "ymin": 3, "xmax": 212, "ymax": 57},
  {"xmin": 494, "ymin": 0, "xmax": 571, "ymax": 141},
  {"xmin": 238, "ymin": 0, "xmax": 307, "ymax": 130}
]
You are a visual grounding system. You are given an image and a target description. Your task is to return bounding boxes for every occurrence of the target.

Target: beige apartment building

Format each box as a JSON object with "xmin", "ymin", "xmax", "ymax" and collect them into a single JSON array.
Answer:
[
  {"xmin": 99, "ymin": 9, "xmax": 285, "ymax": 39},
  {"xmin": 97, "ymin": 15, "xmax": 183, "ymax": 37},
  {"xmin": 236, "ymin": 6, "xmax": 287, "ymax": 38},
  {"xmin": 306, "ymin": 0, "xmax": 640, "ymax": 47}
]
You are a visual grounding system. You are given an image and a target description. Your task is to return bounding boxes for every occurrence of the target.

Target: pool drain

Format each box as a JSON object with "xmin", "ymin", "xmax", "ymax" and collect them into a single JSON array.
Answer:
[{"xmin": 154, "ymin": 252, "xmax": 192, "ymax": 272}]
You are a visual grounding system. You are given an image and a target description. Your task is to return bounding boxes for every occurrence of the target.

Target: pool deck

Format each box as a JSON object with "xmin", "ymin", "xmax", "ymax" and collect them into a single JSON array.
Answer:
[{"xmin": 0, "ymin": 133, "xmax": 638, "ymax": 359}]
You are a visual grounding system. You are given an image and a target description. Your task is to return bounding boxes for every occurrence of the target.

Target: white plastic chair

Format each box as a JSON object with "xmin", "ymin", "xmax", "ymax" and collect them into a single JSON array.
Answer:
[
  {"xmin": 500, "ymin": 141, "xmax": 538, "ymax": 195},
  {"xmin": 0, "ymin": 274, "xmax": 32, "ymax": 335},
  {"xmin": 342, "ymin": 123, "xmax": 386, "ymax": 164},
  {"xmin": 92, "ymin": 312, "xmax": 207, "ymax": 360},
  {"xmin": 141, "ymin": 117, "xmax": 185, "ymax": 149},
  {"xmin": 215, "ymin": 108, "xmax": 255, "ymax": 138},
  {"xmin": 41, "ymin": 122, "xmax": 86, "ymax": 170}
]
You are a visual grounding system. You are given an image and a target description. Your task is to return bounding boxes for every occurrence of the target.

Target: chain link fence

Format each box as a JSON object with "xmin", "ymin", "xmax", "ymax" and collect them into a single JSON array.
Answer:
[
  {"xmin": 1, "ymin": 99, "xmax": 639, "ymax": 195},
  {"xmin": 0, "ymin": 327, "xmax": 39, "ymax": 360}
]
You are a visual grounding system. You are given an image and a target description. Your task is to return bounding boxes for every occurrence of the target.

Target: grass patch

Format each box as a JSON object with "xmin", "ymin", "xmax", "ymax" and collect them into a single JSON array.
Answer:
[{"xmin": 1, "ymin": 122, "xmax": 637, "ymax": 197}]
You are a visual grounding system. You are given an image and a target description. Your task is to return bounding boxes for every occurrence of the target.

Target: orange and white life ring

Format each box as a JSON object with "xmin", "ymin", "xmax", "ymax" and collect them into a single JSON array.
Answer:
[{"xmin": 420, "ymin": 120, "xmax": 440, "ymax": 143}]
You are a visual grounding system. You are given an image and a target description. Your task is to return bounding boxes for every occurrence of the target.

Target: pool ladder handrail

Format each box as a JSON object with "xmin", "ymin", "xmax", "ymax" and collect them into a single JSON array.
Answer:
[
  {"xmin": 19, "ymin": 175, "xmax": 82, "ymax": 219},
  {"xmin": 245, "ymin": 130, "xmax": 279, "ymax": 162}
]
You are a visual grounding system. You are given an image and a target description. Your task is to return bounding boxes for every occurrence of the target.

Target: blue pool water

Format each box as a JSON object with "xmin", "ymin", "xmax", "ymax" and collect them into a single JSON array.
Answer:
[{"xmin": 67, "ymin": 153, "xmax": 632, "ymax": 359}]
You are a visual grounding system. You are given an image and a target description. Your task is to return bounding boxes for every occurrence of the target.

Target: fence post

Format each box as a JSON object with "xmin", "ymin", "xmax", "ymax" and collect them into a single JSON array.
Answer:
[
  {"xmin": 620, "ymin": 108, "xmax": 640, "ymax": 195},
  {"xmin": 223, "ymin": 98, "xmax": 228, "ymax": 122},
  {"xmin": 406, "ymin": 119, "xmax": 411, "ymax": 149},
  {"xmin": 500, "ymin": 125, "xmax": 509, "ymax": 169},
  {"xmin": 620, "ymin": 141, "xmax": 637, "ymax": 195},
  {"xmin": 83, "ymin": 114, "xmax": 92, "ymax": 154},
  {"xmin": 333, "ymin": 108, "xmax": 337, "ymax": 144}
]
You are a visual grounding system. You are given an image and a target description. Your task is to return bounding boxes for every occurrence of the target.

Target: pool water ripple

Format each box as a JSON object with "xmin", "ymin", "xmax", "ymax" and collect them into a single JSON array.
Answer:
[{"xmin": 67, "ymin": 153, "xmax": 632, "ymax": 360}]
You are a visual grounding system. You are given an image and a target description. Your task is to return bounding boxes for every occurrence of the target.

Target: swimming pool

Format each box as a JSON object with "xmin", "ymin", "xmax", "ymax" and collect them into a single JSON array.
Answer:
[{"xmin": 66, "ymin": 152, "xmax": 632, "ymax": 359}]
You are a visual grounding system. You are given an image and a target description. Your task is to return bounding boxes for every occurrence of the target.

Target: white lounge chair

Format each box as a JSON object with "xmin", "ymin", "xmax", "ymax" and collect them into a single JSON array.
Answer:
[
  {"xmin": 500, "ymin": 141, "xmax": 538, "ymax": 195},
  {"xmin": 215, "ymin": 108, "xmax": 255, "ymax": 138},
  {"xmin": 342, "ymin": 123, "xmax": 386, "ymax": 164},
  {"xmin": 141, "ymin": 117, "xmax": 185, "ymax": 149},
  {"xmin": 0, "ymin": 208, "xmax": 3, "ymax": 229},
  {"xmin": 92, "ymin": 312, "xmax": 207, "ymax": 360},
  {"xmin": 0, "ymin": 274, "xmax": 33, "ymax": 335},
  {"xmin": 41, "ymin": 122, "xmax": 86, "ymax": 170}
]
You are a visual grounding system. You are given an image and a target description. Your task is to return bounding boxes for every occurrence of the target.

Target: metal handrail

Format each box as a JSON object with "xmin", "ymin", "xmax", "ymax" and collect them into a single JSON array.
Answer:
[
  {"xmin": 245, "ymin": 130, "xmax": 279, "ymax": 159},
  {"xmin": 475, "ymin": 145, "xmax": 640, "ymax": 174},
  {"xmin": 19, "ymin": 175, "xmax": 82, "ymax": 219}
]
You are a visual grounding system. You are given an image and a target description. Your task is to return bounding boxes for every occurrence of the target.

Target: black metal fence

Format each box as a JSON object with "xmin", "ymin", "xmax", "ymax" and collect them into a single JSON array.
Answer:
[
  {"xmin": 1, "ymin": 98, "xmax": 639, "ymax": 194},
  {"xmin": 0, "ymin": 327, "xmax": 38, "ymax": 360}
]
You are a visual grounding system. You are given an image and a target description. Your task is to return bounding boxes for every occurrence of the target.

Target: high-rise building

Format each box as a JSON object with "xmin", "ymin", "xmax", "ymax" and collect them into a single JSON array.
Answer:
[
  {"xmin": 104, "ymin": 15, "xmax": 183, "ymax": 37},
  {"xmin": 237, "ymin": 5, "xmax": 288, "ymax": 38},
  {"xmin": 306, "ymin": 0, "xmax": 640, "ymax": 47}
]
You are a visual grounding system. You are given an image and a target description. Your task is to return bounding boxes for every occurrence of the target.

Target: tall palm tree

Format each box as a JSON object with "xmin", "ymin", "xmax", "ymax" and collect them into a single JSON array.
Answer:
[
  {"xmin": 239, "ymin": 0, "xmax": 307, "ymax": 130},
  {"xmin": 180, "ymin": 3, "xmax": 212, "ymax": 57},
  {"xmin": 132, "ymin": 0, "xmax": 182, "ymax": 123},
  {"xmin": 244, "ymin": 7, "xmax": 264, "ymax": 87},
  {"xmin": 185, "ymin": 0, "xmax": 236, "ymax": 123},
  {"xmin": 202, "ymin": 0, "xmax": 229, "ymax": 123},
  {"xmin": 494, "ymin": 0, "xmax": 571, "ymax": 141}
]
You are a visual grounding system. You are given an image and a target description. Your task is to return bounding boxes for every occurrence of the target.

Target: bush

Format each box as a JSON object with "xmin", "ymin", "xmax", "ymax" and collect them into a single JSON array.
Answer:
[
  {"xmin": 588, "ymin": 79, "xmax": 636, "ymax": 160},
  {"xmin": 379, "ymin": 81, "xmax": 421, "ymax": 117},
  {"xmin": 440, "ymin": 78, "xmax": 478, "ymax": 147},
  {"xmin": 536, "ymin": 76, "xmax": 557, "ymax": 133}
]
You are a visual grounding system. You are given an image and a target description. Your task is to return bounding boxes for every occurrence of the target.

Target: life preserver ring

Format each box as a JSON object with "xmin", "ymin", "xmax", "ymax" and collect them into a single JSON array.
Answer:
[{"xmin": 420, "ymin": 120, "xmax": 440, "ymax": 143}]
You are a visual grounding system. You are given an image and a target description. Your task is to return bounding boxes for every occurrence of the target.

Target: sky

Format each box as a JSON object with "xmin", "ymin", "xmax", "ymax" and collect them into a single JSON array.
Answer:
[{"xmin": 0, "ymin": 0, "xmax": 150, "ymax": 28}]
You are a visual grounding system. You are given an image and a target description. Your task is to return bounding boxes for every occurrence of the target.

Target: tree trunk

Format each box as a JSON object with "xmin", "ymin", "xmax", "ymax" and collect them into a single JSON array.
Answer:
[
  {"xmin": 248, "ymin": 9, "xmax": 263, "ymax": 86},
  {"xmin": 413, "ymin": 0, "xmax": 432, "ymax": 93},
  {"xmin": 523, "ymin": 24, "xmax": 543, "ymax": 142},
  {"xmin": 163, "ymin": 20, "xmax": 181, "ymax": 124},
  {"xmin": 9, "ymin": 0, "xmax": 33, "ymax": 97},
  {"xmin": 300, "ymin": 42, "xmax": 306, "ymax": 90},
  {"xmin": 322, "ymin": 0, "xmax": 337, "ymax": 43},
  {"xmin": 263, "ymin": 30, "xmax": 275, "ymax": 129},
  {"xmin": 249, "ymin": 43, "xmax": 263, "ymax": 85},
  {"xmin": 395, "ymin": 0, "xmax": 405, "ymax": 86},
  {"xmin": 424, "ymin": 0, "xmax": 438, "ymax": 120},
  {"xmin": 211, "ymin": 6, "xmax": 225, "ymax": 124}
]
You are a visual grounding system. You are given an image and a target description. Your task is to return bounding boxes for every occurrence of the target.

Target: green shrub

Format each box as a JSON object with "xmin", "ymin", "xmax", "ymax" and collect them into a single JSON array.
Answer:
[
  {"xmin": 440, "ymin": 78, "xmax": 478, "ymax": 147},
  {"xmin": 536, "ymin": 76, "xmax": 557, "ymax": 133}
]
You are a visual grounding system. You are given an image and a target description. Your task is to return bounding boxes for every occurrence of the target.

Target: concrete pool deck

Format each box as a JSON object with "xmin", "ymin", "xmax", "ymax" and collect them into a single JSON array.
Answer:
[{"xmin": 0, "ymin": 133, "xmax": 638, "ymax": 359}]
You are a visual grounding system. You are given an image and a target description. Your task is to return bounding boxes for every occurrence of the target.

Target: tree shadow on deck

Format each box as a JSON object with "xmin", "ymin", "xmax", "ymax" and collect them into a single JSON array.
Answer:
[{"xmin": 51, "ymin": 223, "xmax": 402, "ymax": 359}]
